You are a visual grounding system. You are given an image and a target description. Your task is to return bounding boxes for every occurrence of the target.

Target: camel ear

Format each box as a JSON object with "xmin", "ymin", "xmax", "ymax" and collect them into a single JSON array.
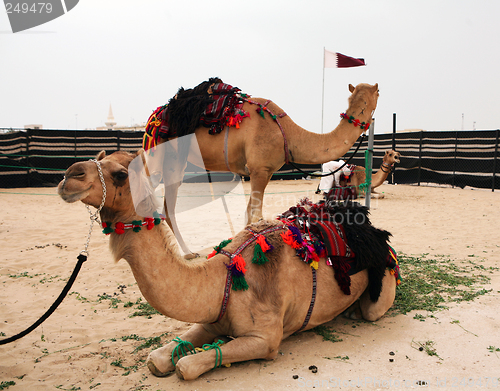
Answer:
[
  {"xmin": 349, "ymin": 84, "xmax": 355, "ymax": 93},
  {"xmin": 96, "ymin": 150, "xmax": 106, "ymax": 161},
  {"xmin": 372, "ymin": 83, "xmax": 379, "ymax": 92}
]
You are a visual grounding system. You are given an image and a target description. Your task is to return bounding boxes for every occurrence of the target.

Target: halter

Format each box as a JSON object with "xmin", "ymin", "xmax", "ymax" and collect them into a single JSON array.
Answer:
[
  {"xmin": 380, "ymin": 162, "xmax": 394, "ymax": 173},
  {"xmin": 81, "ymin": 159, "xmax": 107, "ymax": 257},
  {"xmin": 0, "ymin": 158, "xmax": 107, "ymax": 345}
]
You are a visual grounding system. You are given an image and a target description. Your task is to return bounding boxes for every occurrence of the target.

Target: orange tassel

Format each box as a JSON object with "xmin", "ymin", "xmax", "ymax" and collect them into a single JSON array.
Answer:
[
  {"xmin": 207, "ymin": 250, "xmax": 217, "ymax": 259},
  {"xmin": 256, "ymin": 235, "xmax": 271, "ymax": 252},
  {"xmin": 280, "ymin": 230, "xmax": 302, "ymax": 249},
  {"xmin": 232, "ymin": 254, "xmax": 247, "ymax": 274}
]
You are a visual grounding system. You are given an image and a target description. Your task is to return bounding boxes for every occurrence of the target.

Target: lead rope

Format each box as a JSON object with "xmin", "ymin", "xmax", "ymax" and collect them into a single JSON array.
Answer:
[{"xmin": 0, "ymin": 159, "xmax": 107, "ymax": 345}]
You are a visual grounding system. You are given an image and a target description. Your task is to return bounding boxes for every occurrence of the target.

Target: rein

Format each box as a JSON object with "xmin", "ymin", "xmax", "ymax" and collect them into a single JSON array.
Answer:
[
  {"xmin": 0, "ymin": 159, "xmax": 106, "ymax": 345},
  {"xmin": 288, "ymin": 133, "xmax": 366, "ymax": 178}
]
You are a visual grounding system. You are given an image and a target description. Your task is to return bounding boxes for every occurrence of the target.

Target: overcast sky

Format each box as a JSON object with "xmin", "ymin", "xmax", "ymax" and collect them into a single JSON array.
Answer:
[{"xmin": 1, "ymin": 0, "xmax": 499, "ymax": 134}]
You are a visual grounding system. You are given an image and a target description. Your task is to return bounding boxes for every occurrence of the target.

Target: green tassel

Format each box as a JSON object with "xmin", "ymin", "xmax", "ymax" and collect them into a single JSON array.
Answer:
[
  {"xmin": 258, "ymin": 108, "xmax": 266, "ymax": 119},
  {"xmin": 252, "ymin": 243, "xmax": 270, "ymax": 265},
  {"xmin": 231, "ymin": 275, "xmax": 249, "ymax": 291},
  {"xmin": 214, "ymin": 238, "xmax": 233, "ymax": 252},
  {"xmin": 102, "ymin": 227, "xmax": 113, "ymax": 234},
  {"xmin": 154, "ymin": 218, "xmax": 161, "ymax": 225}
]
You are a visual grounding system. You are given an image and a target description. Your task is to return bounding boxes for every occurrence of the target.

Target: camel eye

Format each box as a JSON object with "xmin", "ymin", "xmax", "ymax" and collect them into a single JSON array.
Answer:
[{"xmin": 113, "ymin": 170, "xmax": 128, "ymax": 181}]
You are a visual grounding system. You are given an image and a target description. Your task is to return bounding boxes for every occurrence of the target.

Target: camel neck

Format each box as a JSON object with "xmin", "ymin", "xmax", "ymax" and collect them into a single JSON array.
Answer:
[
  {"xmin": 108, "ymin": 223, "xmax": 225, "ymax": 323},
  {"xmin": 371, "ymin": 162, "xmax": 392, "ymax": 188},
  {"xmin": 285, "ymin": 118, "xmax": 366, "ymax": 164}
]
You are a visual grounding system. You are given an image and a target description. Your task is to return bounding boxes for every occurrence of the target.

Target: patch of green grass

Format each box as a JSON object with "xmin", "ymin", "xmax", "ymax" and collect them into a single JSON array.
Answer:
[
  {"xmin": 411, "ymin": 339, "xmax": 442, "ymax": 360},
  {"xmin": 128, "ymin": 298, "xmax": 161, "ymax": 318},
  {"xmin": 97, "ymin": 293, "xmax": 122, "ymax": 309},
  {"xmin": 324, "ymin": 355, "xmax": 349, "ymax": 361},
  {"xmin": 309, "ymin": 325, "xmax": 343, "ymax": 343},
  {"xmin": 392, "ymin": 253, "xmax": 494, "ymax": 315},
  {"xmin": 0, "ymin": 381, "xmax": 15, "ymax": 390}
]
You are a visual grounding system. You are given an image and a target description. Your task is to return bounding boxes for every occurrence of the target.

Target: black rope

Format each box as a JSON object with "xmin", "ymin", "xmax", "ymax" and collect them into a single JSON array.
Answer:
[
  {"xmin": 286, "ymin": 134, "xmax": 366, "ymax": 178},
  {"xmin": 0, "ymin": 254, "xmax": 87, "ymax": 345}
]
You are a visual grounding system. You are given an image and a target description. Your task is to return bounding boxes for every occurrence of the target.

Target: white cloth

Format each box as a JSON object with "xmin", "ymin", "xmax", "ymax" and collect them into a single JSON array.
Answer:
[{"xmin": 318, "ymin": 160, "xmax": 351, "ymax": 192}]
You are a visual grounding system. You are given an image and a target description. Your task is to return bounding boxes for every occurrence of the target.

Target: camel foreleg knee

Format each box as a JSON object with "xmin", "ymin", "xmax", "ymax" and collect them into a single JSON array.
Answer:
[
  {"xmin": 175, "ymin": 335, "xmax": 280, "ymax": 380},
  {"xmin": 147, "ymin": 324, "xmax": 217, "ymax": 377}
]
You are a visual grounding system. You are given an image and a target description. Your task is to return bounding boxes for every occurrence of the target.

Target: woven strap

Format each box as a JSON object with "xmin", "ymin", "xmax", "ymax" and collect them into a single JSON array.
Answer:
[
  {"xmin": 212, "ymin": 225, "xmax": 286, "ymax": 323},
  {"xmin": 242, "ymin": 97, "xmax": 290, "ymax": 163},
  {"xmin": 297, "ymin": 267, "xmax": 317, "ymax": 332}
]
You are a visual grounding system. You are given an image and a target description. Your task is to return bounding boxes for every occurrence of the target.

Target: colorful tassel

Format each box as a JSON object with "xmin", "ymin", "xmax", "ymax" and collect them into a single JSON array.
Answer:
[
  {"xmin": 252, "ymin": 243, "xmax": 269, "ymax": 265},
  {"xmin": 226, "ymin": 257, "xmax": 248, "ymax": 291},
  {"xmin": 207, "ymin": 238, "xmax": 233, "ymax": 259},
  {"xmin": 231, "ymin": 274, "xmax": 249, "ymax": 291},
  {"xmin": 280, "ymin": 229, "xmax": 302, "ymax": 249},
  {"xmin": 256, "ymin": 235, "xmax": 273, "ymax": 252}
]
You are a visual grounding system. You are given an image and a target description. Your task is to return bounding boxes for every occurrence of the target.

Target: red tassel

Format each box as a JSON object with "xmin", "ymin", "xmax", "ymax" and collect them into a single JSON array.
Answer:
[
  {"xmin": 256, "ymin": 235, "xmax": 271, "ymax": 252},
  {"xmin": 232, "ymin": 254, "xmax": 247, "ymax": 274},
  {"xmin": 280, "ymin": 230, "xmax": 302, "ymax": 249},
  {"xmin": 207, "ymin": 250, "xmax": 217, "ymax": 259}
]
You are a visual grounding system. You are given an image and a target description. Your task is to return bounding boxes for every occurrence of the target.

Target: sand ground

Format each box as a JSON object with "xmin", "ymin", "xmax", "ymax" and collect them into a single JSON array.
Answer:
[{"xmin": 0, "ymin": 180, "xmax": 499, "ymax": 390}]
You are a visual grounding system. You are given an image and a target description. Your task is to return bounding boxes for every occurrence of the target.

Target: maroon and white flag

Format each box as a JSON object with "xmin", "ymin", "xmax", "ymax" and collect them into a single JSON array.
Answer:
[{"xmin": 324, "ymin": 50, "xmax": 366, "ymax": 68}]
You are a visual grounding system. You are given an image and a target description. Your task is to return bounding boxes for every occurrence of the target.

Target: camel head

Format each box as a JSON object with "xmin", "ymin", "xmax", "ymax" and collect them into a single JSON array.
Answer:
[
  {"xmin": 383, "ymin": 149, "xmax": 401, "ymax": 165},
  {"xmin": 346, "ymin": 83, "xmax": 379, "ymax": 122},
  {"xmin": 57, "ymin": 150, "xmax": 156, "ymax": 222}
]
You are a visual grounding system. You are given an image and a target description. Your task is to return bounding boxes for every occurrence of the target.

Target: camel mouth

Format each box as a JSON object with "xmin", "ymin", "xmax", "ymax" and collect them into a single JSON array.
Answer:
[
  {"xmin": 394, "ymin": 157, "xmax": 401, "ymax": 164},
  {"xmin": 58, "ymin": 185, "xmax": 91, "ymax": 203}
]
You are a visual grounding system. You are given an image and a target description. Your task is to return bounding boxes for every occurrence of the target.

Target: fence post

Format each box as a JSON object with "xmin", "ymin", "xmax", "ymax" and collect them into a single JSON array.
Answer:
[
  {"xmin": 74, "ymin": 129, "xmax": 78, "ymax": 164},
  {"xmin": 417, "ymin": 130, "xmax": 423, "ymax": 186},
  {"xmin": 493, "ymin": 129, "xmax": 499, "ymax": 192},
  {"xmin": 452, "ymin": 131, "xmax": 458, "ymax": 188},
  {"xmin": 390, "ymin": 113, "xmax": 396, "ymax": 184},
  {"xmin": 25, "ymin": 129, "xmax": 31, "ymax": 187},
  {"xmin": 365, "ymin": 119, "xmax": 375, "ymax": 209}
]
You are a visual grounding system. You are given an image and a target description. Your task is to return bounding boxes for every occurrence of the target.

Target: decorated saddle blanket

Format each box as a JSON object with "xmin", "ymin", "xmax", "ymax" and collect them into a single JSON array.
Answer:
[
  {"xmin": 143, "ymin": 78, "xmax": 250, "ymax": 150},
  {"xmin": 279, "ymin": 199, "xmax": 401, "ymax": 295}
]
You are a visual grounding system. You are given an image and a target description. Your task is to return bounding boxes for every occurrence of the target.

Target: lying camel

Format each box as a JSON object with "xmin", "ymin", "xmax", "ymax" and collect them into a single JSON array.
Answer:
[
  {"xmin": 145, "ymin": 81, "xmax": 379, "ymax": 258},
  {"xmin": 351, "ymin": 149, "xmax": 401, "ymax": 198},
  {"xmin": 57, "ymin": 149, "xmax": 398, "ymax": 380}
]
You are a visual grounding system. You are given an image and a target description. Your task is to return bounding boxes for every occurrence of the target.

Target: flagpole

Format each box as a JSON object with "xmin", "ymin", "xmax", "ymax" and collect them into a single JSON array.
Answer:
[{"xmin": 321, "ymin": 47, "xmax": 325, "ymax": 134}]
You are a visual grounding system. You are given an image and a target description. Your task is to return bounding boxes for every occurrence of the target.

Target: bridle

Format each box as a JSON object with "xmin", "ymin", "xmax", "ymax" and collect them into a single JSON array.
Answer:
[
  {"xmin": 0, "ymin": 158, "xmax": 108, "ymax": 345},
  {"xmin": 380, "ymin": 162, "xmax": 394, "ymax": 174},
  {"xmin": 81, "ymin": 159, "xmax": 107, "ymax": 257}
]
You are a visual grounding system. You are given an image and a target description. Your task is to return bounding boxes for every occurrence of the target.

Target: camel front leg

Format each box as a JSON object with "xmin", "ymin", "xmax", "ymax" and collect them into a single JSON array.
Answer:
[
  {"xmin": 175, "ymin": 334, "xmax": 282, "ymax": 380},
  {"xmin": 164, "ymin": 184, "xmax": 198, "ymax": 260},
  {"xmin": 147, "ymin": 324, "xmax": 218, "ymax": 377},
  {"xmin": 246, "ymin": 170, "xmax": 272, "ymax": 224}
]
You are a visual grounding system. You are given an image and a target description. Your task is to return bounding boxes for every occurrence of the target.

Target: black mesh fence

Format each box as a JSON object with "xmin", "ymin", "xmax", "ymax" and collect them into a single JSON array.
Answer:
[{"xmin": 0, "ymin": 128, "xmax": 499, "ymax": 190}]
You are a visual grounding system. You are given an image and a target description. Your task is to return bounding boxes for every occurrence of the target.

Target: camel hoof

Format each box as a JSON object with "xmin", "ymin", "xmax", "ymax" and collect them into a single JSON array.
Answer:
[
  {"xmin": 183, "ymin": 253, "xmax": 199, "ymax": 260},
  {"xmin": 147, "ymin": 360, "xmax": 175, "ymax": 378}
]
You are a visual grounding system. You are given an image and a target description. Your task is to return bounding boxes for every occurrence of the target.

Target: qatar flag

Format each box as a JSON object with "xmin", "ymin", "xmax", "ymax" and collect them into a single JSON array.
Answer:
[{"xmin": 324, "ymin": 50, "xmax": 366, "ymax": 68}]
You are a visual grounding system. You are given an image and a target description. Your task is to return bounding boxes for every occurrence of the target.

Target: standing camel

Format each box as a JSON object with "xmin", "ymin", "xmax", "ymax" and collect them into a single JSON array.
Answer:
[
  {"xmin": 145, "ymin": 81, "xmax": 379, "ymax": 258},
  {"xmin": 57, "ymin": 149, "xmax": 398, "ymax": 380}
]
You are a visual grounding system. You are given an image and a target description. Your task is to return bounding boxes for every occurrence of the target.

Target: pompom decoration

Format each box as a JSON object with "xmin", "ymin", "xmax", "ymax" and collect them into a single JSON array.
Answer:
[
  {"xmin": 114, "ymin": 222, "xmax": 125, "ymax": 235},
  {"xmin": 226, "ymin": 254, "xmax": 248, "ymax": 291},
  {"xmin": 102, "ymin": 222, "xmax": 113, "ymax": 235},
  {"xmin": 207, "ymin": 238, "xmax": 233, "ymax": 259},
  {"xmin": 132, "ymin": 220, "xmax": 142, "ymax": 232},
  {"xmin": 252, "ymin": 235, "xmax": 274, "ymax": 265}
]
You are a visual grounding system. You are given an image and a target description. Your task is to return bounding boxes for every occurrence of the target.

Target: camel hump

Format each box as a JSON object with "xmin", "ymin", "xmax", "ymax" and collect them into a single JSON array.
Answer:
[{"xmin": 143, "ymin": 78, "xmax": 249, "ymax": 150}]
